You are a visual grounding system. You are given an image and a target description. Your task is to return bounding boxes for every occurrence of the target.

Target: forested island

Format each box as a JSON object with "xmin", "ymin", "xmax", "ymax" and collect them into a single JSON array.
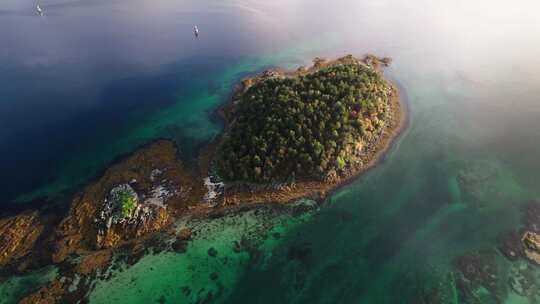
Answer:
[
  {"xmin": 211, "ymin": 55, "xmax": 403, "ymax": 205},
  {"xmin": 217, "ymin": 56, "xmax": 393, "ymax": 184},
  {"xmin": 0, "ymin": 55, "xmax": 406, "ymax": 303}
]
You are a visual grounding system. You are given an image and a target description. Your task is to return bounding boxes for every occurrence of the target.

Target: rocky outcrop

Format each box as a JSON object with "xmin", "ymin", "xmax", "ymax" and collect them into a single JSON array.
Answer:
[
  {"xmin": 19, "ymin": 279, "xmax": 65, "ymax": 304},
  {"xmin": 498, "ymin": 230, "xmax": 524, "ymax": 261},
  {"xmin": 364, "ymin": 54, "xmax": 392, "ymax": 67},
  {"xmin": 93, "ymin": 182, "xmax": 171, "ymax": 249},
  {"xmin": 95, "ymin": 205, "xmax": 169, "ymax": 249},
  {"xmin": 52, "ymin": 191, "xmax": 100, "ymax": 263},
  {"xmin": 74, "ymin": 250, "xmax": 112, "ymax": 275},
  {"xmin": 522, "ymin": 231, "xmax": 540, "ymax": 265},
  {"xmin": 0, "ymin": 211, "xmax": 44, "ymax": 268},
  {"xmin": 52, "ymin": 140, "xmax": 201, "ymax": 263}
]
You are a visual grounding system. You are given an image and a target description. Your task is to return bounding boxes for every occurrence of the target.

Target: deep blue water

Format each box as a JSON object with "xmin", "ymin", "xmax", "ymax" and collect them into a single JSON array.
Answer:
[{"xmin": 0, "ymin": 0, "xmax": 292, "ymax": 205}]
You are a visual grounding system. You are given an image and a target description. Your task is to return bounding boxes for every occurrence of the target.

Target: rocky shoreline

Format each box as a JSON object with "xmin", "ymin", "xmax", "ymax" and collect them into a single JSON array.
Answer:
[{"xmin": 0, "ymin": 55, "xmax": 406, "ymax": 303}]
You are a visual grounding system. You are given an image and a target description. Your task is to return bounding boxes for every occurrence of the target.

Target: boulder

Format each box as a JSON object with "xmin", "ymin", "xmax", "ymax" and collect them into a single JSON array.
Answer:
[{"xmin": 522, "ymin": 231, "xmax": 540, "ymax": 265}]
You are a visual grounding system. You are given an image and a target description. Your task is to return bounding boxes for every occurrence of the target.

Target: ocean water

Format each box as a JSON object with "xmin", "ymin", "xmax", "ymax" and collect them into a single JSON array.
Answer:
[{"xmin": 1, "ymin": 0, "xmax": 540, "ymax": 303}]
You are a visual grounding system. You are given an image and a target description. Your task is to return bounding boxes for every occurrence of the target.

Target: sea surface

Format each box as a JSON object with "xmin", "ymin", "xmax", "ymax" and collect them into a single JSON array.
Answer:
[{"xmin": 1, "ymin": 0, "xmax": 540, "ymax": 303}]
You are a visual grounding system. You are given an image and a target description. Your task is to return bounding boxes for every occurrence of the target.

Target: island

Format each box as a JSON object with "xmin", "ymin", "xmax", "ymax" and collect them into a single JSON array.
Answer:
[
  {"xmin": 207, "ymin": 54, "xmax": 403, "ymax": 205},
  {"xmin": 0, "ymin": 55, "xmax": 406, "ymax": 303}
]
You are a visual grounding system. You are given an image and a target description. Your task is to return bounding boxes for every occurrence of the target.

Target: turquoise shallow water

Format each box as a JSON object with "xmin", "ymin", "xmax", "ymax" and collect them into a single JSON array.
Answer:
[
  {"xmin": 88, "ymin": 201, "xmax": 320, "ymax": 303},
  {"xmin": 2, "ymin": 0, "xmax": 540, "ymax": 303}
]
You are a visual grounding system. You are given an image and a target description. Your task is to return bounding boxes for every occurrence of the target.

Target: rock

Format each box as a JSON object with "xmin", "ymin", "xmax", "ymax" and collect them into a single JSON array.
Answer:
[
  {"xmin": 241, "ymin": 78, "xmax": 253, "ymax": 91},
  {"xmin": 498, "ymin": 230, "xmax": 524, "ymax": 261},
  {"xmin": 178, "ymin": 228, "xmax": 192, "ymax": 241},
  {"xmin": 171, "ymin": 240, "xmax": 188, "ymax": 253},
  {"xmin": 312, "ymin": 57, "xmax": 326, "ymax": 68},
  {"xmin": 52, "ymin": 141, "xmax": 191, "ymax": 262},
  {"xmin": 324, "ymin": 170, "xmax": 338, "ymax": 183},
  {"xmin": 232, "ymin": 241, "xmax": 242, "ymax": 253},
  {"xmin": 291, "ymin": 200, "xmax": 317, "ymax": 217},
  {"xmin": 287, "ymin": 243, "xmax": 311, "ymax": 261},
  {"xmin": 452, "ymin": 250, "xmax": 499, "ymax": 302},
  {"xmin": 523, "ymin": 201, "xmax": 540, "ymax": 232},
  {"xmin": 97, "ymin": 206, "xmax": 170, "ymax": 249},
  {"xmin": 522, "ymin": 231, "xmax": 540, "ymax": 251},
  {"xmin": 0, "ymin": 211, "xmax": 44, "ymax": 268},
  {"xmin": 74, "ymin": 250, "xmax": 112, "ymax": 275},
  {"xmin": 203, "ymin": 176, "xmax": 225, "ymax": 205},
  {"xmin": 508, "ymin": 261, "xmax": 537, "ymax": 297},
  {"xmin": 381, "ymin": 57, "xmax": 392, "ymax": 66},
  {"xmin": 522, "ymin": 231, "xmax": 540, "ymax": 265},
  {"xmin": 19, "ymin": 279, "xmax": 65, "ymax": 304},
  {"xmin": 150, "ymin": 169, "xmax": 163, "ymax": 182},
  {"xmin": 180, "ymin": 286, "xmax": 191, "ymax": 296},
  {"xmin": 208, "ymin": 247, "xmax": 218, "ymax": 257},
  {"xmin": 157, "ymin": 295, "xmax": 166, "ymax": 304},
  {"xmin": 102, "ymin": 183, "xmax": 139, "ymax": 224}
]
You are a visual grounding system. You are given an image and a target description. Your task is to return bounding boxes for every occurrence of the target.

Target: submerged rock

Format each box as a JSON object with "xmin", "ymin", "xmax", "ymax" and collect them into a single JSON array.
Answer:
[
  {"xmin": 498, "ymin": 231, "xmax": 524, "ymax": 261},
  {"xmin": 208, "ymin": 247, "xmax": 218, "ymax": 257},
  {"xmin": 178, "ymin": 228, "xmax": 192, "ymax": 241},
  {"xmin": 452, "ymin": 250, "xmax": 500, "ymax": 302},
  {"xmin": 171, "ymin": 239, "xmax": 188, "ymax": 254},
  {"xmin": 523, "ymin": 200, "xmax": 540, "ymax": 232},
  {"xmin": 455, "ymin": 159, "xmax": 521, "ymax": 209},
  {"xmin": 508, "ymin": 260, "xmax": 538, "ymax": 297},
  {"xmin": 287, "ymin": 243, "xmax": 312, "ymax": 261},
  {"xmin": 291, "ymin": 199, "xmax": 318, "ymax": 217}
]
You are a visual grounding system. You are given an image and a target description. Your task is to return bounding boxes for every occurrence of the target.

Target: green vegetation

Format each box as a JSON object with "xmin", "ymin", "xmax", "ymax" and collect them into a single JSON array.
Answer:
[
  {"xmin": 217, "ymin": 61, "xmax": 392, "ymax": 183},
  {"xmin": 117, "ymin": 190, "xmax": 137, "ymax": 218},
  {"xmin": 112, "ymin": 186, "xmax": 137, "ymax": 219}
]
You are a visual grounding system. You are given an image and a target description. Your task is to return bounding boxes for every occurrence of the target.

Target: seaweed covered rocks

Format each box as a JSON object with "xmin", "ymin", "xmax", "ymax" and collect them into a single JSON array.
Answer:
[
  {"xmin": 0, "ymin": 211, "xmax": 44, "ymax": 268},
  {"xmin": 52, "ymin": 140, "xmax": 202, "ymax": 262}
]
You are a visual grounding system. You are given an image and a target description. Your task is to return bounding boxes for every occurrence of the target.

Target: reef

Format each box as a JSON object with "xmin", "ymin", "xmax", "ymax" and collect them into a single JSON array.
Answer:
[{"xmin": 448, "ymin": 200, "xmax": 540, "ymax": 303}]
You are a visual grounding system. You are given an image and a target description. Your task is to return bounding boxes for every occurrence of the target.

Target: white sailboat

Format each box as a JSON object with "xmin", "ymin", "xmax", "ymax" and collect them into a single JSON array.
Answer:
[
  {"xmin": 36, "ymin": 2, "xmax": 43, "ymax": 16},
  {"xmin": 194, "ymin": 26, "xmax": 199, "ymax": 37}
]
